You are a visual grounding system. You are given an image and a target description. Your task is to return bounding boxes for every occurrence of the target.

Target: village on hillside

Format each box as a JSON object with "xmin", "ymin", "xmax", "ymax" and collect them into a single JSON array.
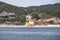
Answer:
[
  {"xmin": 25, "ymin": 14, "xmax": 60, "ymax": 26},
  {"xmin": 0, "ymin": 2, "xmax": 60, "ymax": 27},
  {"xmin": 0, "ymin": 12, "xmax": 60, "ymax": 26}
]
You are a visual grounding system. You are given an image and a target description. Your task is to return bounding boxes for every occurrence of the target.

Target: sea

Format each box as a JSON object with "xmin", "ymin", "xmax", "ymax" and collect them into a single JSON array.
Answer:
[{"xmin": 0, "ymin": 27, "xmax": 60, "ymax": 40}]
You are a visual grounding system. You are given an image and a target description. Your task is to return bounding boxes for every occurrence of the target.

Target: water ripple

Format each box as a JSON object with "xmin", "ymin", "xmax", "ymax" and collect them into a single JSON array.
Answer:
[{"xmin": 0, "ymin": 31, "xmax": 60, "ymax": 35}]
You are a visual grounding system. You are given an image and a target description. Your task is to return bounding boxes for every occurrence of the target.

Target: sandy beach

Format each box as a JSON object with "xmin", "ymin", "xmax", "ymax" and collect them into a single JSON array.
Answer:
[{"xmin": 0, "ymin": 24, "xmax": 60, "ymax": 28}]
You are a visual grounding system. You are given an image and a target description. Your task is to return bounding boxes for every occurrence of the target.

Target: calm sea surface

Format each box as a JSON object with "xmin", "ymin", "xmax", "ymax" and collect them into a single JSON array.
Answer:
[{"xmin": 0, "ymin": 27, "xmax": 60, "ymax": 40}]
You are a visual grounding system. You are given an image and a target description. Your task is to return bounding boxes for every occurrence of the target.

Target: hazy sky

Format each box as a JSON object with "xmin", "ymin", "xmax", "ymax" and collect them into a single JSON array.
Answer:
[{"xmin": 0, "ymin": 0, "xmax": 60, "ymax": 7}]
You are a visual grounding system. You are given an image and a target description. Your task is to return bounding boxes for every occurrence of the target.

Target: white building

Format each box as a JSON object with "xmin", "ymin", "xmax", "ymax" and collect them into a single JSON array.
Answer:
[{"xmin": 25, "ymin": 14, "xmax": 34, "ymax": 26}]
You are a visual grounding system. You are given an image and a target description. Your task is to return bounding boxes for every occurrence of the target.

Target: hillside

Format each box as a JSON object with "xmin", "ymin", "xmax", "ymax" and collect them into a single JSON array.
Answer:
[
  {"xmin": 0, "ymin": 2, "xmax": 26, "ymax": 15},
  {"xmin": 26, "ymin": 3, "xmax": 60, "ymax": 18},
  {"xmin": 0, "ymin": 2, "xmax": 60, "ymax": 17},
  {"xmin": 0, "ymin": 2, "xmax": 60, "ymax": 25}
]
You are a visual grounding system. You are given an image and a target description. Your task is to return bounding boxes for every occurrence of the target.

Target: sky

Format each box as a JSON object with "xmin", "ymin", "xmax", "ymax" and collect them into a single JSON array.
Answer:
[{"xmin": 0, "ymin": 0, "xmax": 60, "ymax": 7}]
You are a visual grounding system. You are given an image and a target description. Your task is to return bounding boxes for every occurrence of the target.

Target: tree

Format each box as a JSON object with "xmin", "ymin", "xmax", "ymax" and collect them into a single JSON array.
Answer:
[
  {"xmin": 48, "ymin": 20, "xmax": 54, "ymax": 24},
  {"xmin": 39, "ymin": 13, "xmax": 51, "ymax": 19},
  {"xmin": 20, "ymin": 15, "xmax": 26, "ymax": 22},
  {"xmin": 31, "ymin": 13, "xmax": 40, "ymax": 20},
  {"xmin": 54, "ymin": 12, "xmax": 60, "ymax": 18}
]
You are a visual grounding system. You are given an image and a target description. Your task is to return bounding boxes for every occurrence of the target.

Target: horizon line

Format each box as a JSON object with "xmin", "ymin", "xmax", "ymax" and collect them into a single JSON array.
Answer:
[{"xmin": 0, "ymin": 1, "xmax": 60, "ymax": 7}]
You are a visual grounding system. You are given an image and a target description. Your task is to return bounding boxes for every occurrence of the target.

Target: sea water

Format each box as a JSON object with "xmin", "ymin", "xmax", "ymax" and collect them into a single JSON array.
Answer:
[{"xmin": 0, "ymin": 27, "xmax": 60, "ymax": 40}]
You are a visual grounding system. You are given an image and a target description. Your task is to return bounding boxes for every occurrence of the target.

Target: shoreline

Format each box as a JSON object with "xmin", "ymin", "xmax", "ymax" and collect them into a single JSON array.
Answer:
[{"xmin": 0, "ymin": 24, "xmax": 60, "ymax": 28}]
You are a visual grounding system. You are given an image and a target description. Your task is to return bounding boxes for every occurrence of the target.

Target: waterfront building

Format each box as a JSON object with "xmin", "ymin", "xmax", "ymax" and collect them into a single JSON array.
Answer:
[
  {"xmin": 0, "ymin": 12, "xmax": 15, "ymax": 19},
  {"xmin": 25, "ymin": 14, "xmax": 34, "ymax": 26}
]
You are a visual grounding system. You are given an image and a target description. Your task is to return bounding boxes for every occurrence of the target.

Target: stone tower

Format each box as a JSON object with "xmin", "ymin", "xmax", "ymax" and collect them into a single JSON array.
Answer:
[
  {"xmin": 26, "ymin": 14, "xmax": 32, "ymax": 22},
  {"xmin": 25, "ymin": 14, "xmax": 34, "ymax": 26}
]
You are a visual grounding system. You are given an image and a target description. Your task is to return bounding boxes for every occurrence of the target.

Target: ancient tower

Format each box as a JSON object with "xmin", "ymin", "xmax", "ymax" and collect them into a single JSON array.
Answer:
[
  {"xmin": 26, "ymin": 14, "xmax": 32, "ymax": 22},
  {"xmin": 25, "ymin": 14, "xmax": 34, "ymax": 26}
]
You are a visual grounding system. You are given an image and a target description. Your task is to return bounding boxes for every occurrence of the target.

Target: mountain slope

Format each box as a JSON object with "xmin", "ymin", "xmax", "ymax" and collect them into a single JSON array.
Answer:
[
  {"xmin": 26, "ymin": 3, "xmax": 60, "ymax": 17},
  {"xmin": 0, "ymin": 2, "xmax": 25, "ymax": 15},
  {"xmin": 0, "ymin": 2, "xmax": 60, "ymax": 18}
]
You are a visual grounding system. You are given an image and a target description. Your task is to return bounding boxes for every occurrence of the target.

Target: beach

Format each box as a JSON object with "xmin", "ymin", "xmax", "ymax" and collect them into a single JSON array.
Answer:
[{"xmin": 0, "ymin": 24, "xmax": 60, "ymax": 28}]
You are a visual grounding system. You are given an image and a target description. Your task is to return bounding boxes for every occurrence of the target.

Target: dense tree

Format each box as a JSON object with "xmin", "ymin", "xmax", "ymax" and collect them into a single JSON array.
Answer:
[{"xmin": 31, "ymin": 13, "xmax": 40, "ymax": 20}]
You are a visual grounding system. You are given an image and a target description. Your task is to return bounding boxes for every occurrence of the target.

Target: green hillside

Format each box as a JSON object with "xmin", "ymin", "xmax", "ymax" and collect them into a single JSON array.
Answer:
[
  {"xmin": 0, "ymin": 2, "xmax": 60, "ymax": 24},
  {"xmin": 26, "ymin": 3, "xmax": 60, "ymax": 18}
]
